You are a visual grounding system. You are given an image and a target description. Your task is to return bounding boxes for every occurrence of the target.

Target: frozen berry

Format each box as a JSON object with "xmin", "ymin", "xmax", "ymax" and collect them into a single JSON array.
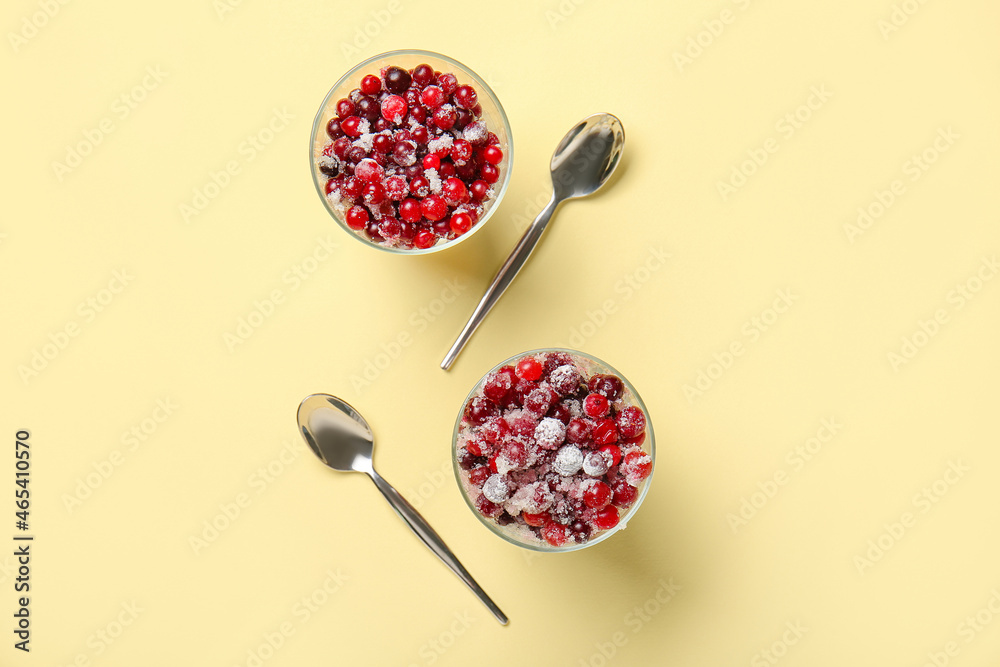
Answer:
[
  {"xmin": 476, "ymin": 494, "xmax": 502, "ymax": 518},
  {"xmin": 611, "ymin": 478, "xmax": 638, "ymax": 507},
  {"xmin": 523, "ymin": 511, "xmax": 549, "ymax": 527},
  {"xmin": 450, "ymin": 212, "xmax": 472, "ymax": 235},
  {"xmin": 482, "ymin": 145, "xmax": 503, "ymax": 165},
  {"xmin": 420, "ymin": 195, "xmax": 448, "ymax": 222},
  {"xmin": 565, "ymin": 418, "xmax": 592, "ymax": 445},
  {"xmin": 437, "ymin": 72, "xmax": 458, "ymax": 94},
  {"xmin": 421, "ymin": 85, "xmax": 445, "ymax": 108},
  {"xmin": 584, "ymin": 481, "xmax": 612, "ymax": 509},
  {"xmin": 380, "ymin": 95, "xmax": 407, "ymax": 124},
  {"xmin": 599, "ymin": 444, "xmax": 622, "ymax": 467},
  {"xmin": 534, "ymin": 417, "xmax": 566, "ymax": 450},
  {"xmin": 583, "ymin": 394, "xmax": 610, "ymax": 418},
  {"xmin": 542, "ymin": 521, "xmax": 568, "ymax": 547},
  {"xmin": 592, "ymin": 418, "xmax": 619, "ymax": 446},
  {"xmin": 553, "ymin": 445, "xmax": 584, "ymax": 476},
  {"xmin": 453, "ymin": 84, "xmax": 478, "ymax": 109},
  {"xmin": 593, "ymin": 506, "xmax": 619, "ymax": 530},
  {"xmin": 412, "ymin": 63, "xmax": 434, "ymax": 87},
  {"xmin": 615, "ymin": 406, "xmax": 646, "ymax": 439},
  {"xmin": 622, "ymin": 450, "xmax": 652, "ymax": 486},
  {"xmin": 516, "ymin": 357, "xmax": 543, "ymax": 381},
  {"xmin": 359, "ymin": 74, "xmax": 381, "ymax": 95},
  {"xmin": 589, "ymin": 374, "xmax": 624, "ymax": 401},
  {"xmin": 345, "ymin": 205, "xmax": 368, "ymax": 231}
]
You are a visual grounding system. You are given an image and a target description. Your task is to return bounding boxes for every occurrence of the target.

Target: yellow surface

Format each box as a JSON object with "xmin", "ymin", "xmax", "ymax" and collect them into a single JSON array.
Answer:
[{"xmin": 3, "ymin": 0, "xmax": 999, "ymax": 665}]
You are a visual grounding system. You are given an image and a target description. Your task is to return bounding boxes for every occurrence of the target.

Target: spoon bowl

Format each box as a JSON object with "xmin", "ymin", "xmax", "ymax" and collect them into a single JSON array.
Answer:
[
  {"xmin": 441, "ymin": 113, "xmax": 625, "ymax": 370},
  {"xmin": 296, "ymin": 393, "xmax": 508, "ymax": 625}
]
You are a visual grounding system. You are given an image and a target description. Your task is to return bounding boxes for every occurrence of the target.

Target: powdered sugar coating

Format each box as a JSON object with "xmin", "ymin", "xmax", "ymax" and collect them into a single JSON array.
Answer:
[
  {"xmin": 534, "ymin": 417, "xmax": 566, "ymax": 450},
  {"xmin": 553, "ymin": 445, "xmax": 584, "ymax": 476}
]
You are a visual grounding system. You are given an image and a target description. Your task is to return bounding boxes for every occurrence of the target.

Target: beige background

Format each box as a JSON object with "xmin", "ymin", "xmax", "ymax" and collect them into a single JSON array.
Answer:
[{"xmin": 3, "ymin": 0, "xmax": 999, "ymax": 665}]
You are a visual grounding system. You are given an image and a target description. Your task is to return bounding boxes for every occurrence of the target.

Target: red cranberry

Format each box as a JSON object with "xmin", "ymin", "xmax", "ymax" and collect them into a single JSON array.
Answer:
[
  {"xmin": 404, "ymin": 165, "xmax": 423, "ymax": 179},
  {"xmin": 340, "ymin": 116, "xmax": 363, "ymax": 138},
  {"xmin": 378, "ymin": 217, "xmax": 402, "ymax": 240},
  {"xmin": 414, "ymin": 230, "xmax": 436, "ymax": 249},
  {"xmin": 392, "ymin": 140, "xmax": 417, "ymax": 166},
  {"xmin": 409, "ymin": 176, "xmax": 430, "ymax": 198},
  {"xmin": 482, "ymin": 145, "xmax": 503, "ymax": 165},
  {"xmin": 455, "ymin": 161, "xmax": 477, "ymax": 181},
  {"xmin": 345, "ymin": 205, "xmax": 368, "ymax": 230},
  {"xmin": 343, "ymin": 176, "xmax": 363, "ymax": 197},
  {"xmin": 399, "ymin": 198, "xmax": 422, "ymax": 223},
  {"xmin": 615, "ymin": 406, "xmax": 646, "ymax": 439},
  {"xmin": 372, "ymin": 134, "xmax": 392, "ymax": 154},
  {"xmin": 411, "ymin": 126, "xmax": 429, "ymax": 144},
  {"xmin": 432, "ymin": 106, "xmax": 457, "ymax": 130},
  {"xmin": 475, "ymin": 494, "xmax": 502, "ymax": 518},
  {"xmin": 450, "ymin": 212, "xmax": 472, "ymax": 235},
  {"xmin": 346, "ymin": 146, "xmax": 367, "ymax": 163},
  {"xmin": 469, "ymin": 180, "xmax": 489, "ymax": 201},
  {"xmin": 542, "ymin": 521, "xmax": 568, "ymax": 547},
  {"xmin": 593, "ymin": 506, "xmax": 620, "ymax": 530},
  {"xmin": 547, "ymin": 400, "xmax": 573, "ymax": 424},
  {"xmin": 523, "ymin": 512, "xmax": 549, "ymax": 527},
  {"xmin": 583, "ymin": 394, "xmax": 610, "ymax": 418},
  {"xmin": 326, "ymin": 118, "xmax": 344, "ymax": 139},
  {"xmin": 356, "ymin": 96, "xmax": 379, "ymax": 122},
  {"xmin": 420, "ymin": 85, "xmax": 445, "ymax": 108},
  {"xmin": 384, "ymin": 176, "xmax": 407, "ymax": 201},
  {"xmin": 524, "ymin": 387, "xmax": 557, "ymax": 415},
  {"xmin": 380, "ymin": 95, "xmax": 407, "ymax": 124},
  {"xmin": 437, "ymin": 72, "xmax": 458, "ymax": 94},
  {"xmin": 599, "ymin": 444, "xmax": 622, "ymax": 468},
  {"xmin": 570, "ymin": 520, "xmax": 592, "ymax": 543},
  {"xmin": 438, "ymin": 161, "xmax": 456, "ymax": 178},
  {"xmin": 592, "ymin": 418, "xmax": 619, "ymax": 446},
  {"xmin": 323, "ymin": 178, "xmax": 337, "ymax": 195},
  {"xmin": 412, "ymin": 63, "xmax": 434, "ymax": 86},
  {"xmin": 622, "ymin": 450, "xmax": 652, "ymax": 483},
  {"xmin": 335, "ymin": 98, "xmax": 355, "ymax": 118},
  {"xmin": 515, "ymin": 356, "xmax": 543, "ymax": 381},
  {"xmin": 611, "ymin": 478, "xmax": 638, "ymax": 507},
  {"xmin": 364, "ymin": 219, "xmax": 384, "ymax": 242},
  {"xmin": 483, "ymin": 369, "xmax": 514, "ymax": 404},
  {"xmin": 383, "ymin": 66, "xmax": 411, "ymax": 94},
  {"xmin": 420, "ymin": 195, "xmax": 448, "ymax": 221},
  {"xmin": 362, "ymin": 182, "xmax": 384, "ymax": 205},
  {"xmin": 432, "ymin": 219, "xmax": 451, "ymax": 237},
  {"xmin": 500, "ymin": 441, "xmax": 527, "ymax": 469},
  {"xmin": 422, "ymin": 154, "xmax": 441, "ymax": 171},
  {"xmin": 565, "ymin": 418, "xmax": 592, "ymax": 444},
  {"xmin": 464, "ymin": 396, "xmax": 498, "ymax": 426},
  {"xmin": 480, "ymin": 163, "xmax": 499, "ymax": 184},
  {"xmin": 463, "ymin": 121, "xmax": 488, "ymax": 144},
  {"xmin": 453, "ymin": 84, "xmax": 478, "ymax": 109},
  {"xmin": 589, "ymin": 374, "xmax": 624, "ymax": 401},
  {"xmin": 354, "ymin": 158, "xmax": 383, "ymax": 183},
  {"xmin": 480, "ymin": 416, "xmax": 510, "ymax": 445},
  {"xmin": 450, "ymin": 139, "xmax": 473, "ymax": 163},
  {"xmin": 470, "ymin": 103, "xmax": 482, "ymax": 118},
  {"xmin": 487, "ymin": 131, "xmax": 500, "ymax": 145},
  {"xmin": 458, "ymin": 450, "xmax": 482, "ymax": 470},
  {"xmin": 360, "ymin": 74, "xmax": 381, "ymax": 95},
  {"xmin": 329, "ymin": 138, "xmax": 350, "ymax": 159},
  {"xmin": 374, "ymin": 118, "xmax": 391, "ymax": 133},
  {"xmin": 584, "ymin": 481, "xmax": 612, "ymax": 509},
  {"xmin": 453, "ymin": 108, "xmax": 472, "ymax": 131},
  {"xmin": 469, "ymin": 466, "xmax": 490, "ymax": 487},
  {"xmin": 441, "ymin": 177, "xmax": 469, "ymax": 205}
]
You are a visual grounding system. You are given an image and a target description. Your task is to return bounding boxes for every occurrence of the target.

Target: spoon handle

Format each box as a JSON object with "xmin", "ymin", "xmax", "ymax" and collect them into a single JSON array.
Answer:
[
  {"xmin": 441, "ymin": 196, "xmax": 560, "ymax": 370},
  {"xmin": 367, "ymin": 469, "xmax": 509, "ymax": 625}
]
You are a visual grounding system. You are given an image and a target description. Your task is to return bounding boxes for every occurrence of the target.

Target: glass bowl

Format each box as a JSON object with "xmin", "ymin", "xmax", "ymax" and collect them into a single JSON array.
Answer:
[
  {"xmin": 309, "ymin": 49, "xmax": 513, "ymax": 254},
  {"xmin": 452, "ymin": 348, "xmax": 655, "ymax": 552}
]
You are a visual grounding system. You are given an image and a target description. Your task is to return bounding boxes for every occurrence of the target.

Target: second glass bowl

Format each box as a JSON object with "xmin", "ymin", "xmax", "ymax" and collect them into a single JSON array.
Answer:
[{"xmin": 453, "ymin": 348, "xmax": 655, "ymax": 552}]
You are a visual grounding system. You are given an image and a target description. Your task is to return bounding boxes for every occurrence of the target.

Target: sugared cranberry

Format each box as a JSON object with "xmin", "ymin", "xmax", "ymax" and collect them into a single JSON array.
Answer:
[
  {"xmin": 335, "ymin": 98, "xmax": 355, "ymax": 118},
  {"xmin": 469, "ymin": 466, "xmax": 490, "ymax": 487},
  {"xmin": 399, "ymin": 198, "xmax": 422, "ymax": 223},
  {"xmin": 469, "ymin": 180, "xmax": 489, "ymax": 201},
  {"xmin": 565, "ymin": 418, "xmax": 592, "ymax": 444},
  {"xmin": 523, "ymin": 512, "xmax": 549, "ymax": 528},
  {"xmin": 412, "ymin": 63, "xmax": 434, "ymax": 87},
  {"xmin": 384, "ymin": 176, "xmax": 407, "ymax": 201},
  {"xmin": 593, "ymin": 506, "xmax": 620, "ymax": 530},
  {"xmin": 615, "ymin": 406, "xmax": 646, "ymax": 439},
  {"xmin": 421, "ymin": 85, "xmax": 445, "ymax": 108},
  {"xmin": 515, "ymin": 357, "xmax": 543, "ymax": 381},
  {"xmin": 476, "ymin": 494, "xmax": 502, "ymax": 518},
  {"xmin": 368, "ymin": 134, "xmax": 389, "ymax": 154},
  {"xmin": 378, "ymin": 217, "xmax": 402, "ymax": 240},
  {"xmin": 483, "ymin": 369, "xmax": 514, "ymax": 404},
  {"xmin": 354, "ymin": 158, "xmax": 384, "ymax": 183},
  {"xmin": 584, "ymin": 481, "xmax": 613, "ymax": 509},
  {"xmin": 464, "ymin": 396, "xmax": 498, "ymax": 426},
  {"xmin": 362, "ymin": 182, "xmax": 384, "ymax": 205},
  {"xmin": 611, "ymin": 478, "xmax": 638, "ymax": 507},
  {"xmin": 480, "ymin": 163, "xmax": 499, "ymax": 184},
  {"xmin": 323, "ymin": 178, "xmax": 338, "ymax": 195},
  {"xmin": 480, "ymin": 416, "xmax": 510, "ymax": 445},
  {"xmin": 409, "ymin": 176, "xmax": 430, "ymax": 198},
  {"xmin": 589, "ymin": 374, "xmax": 624, "ymax": 401},
  {"xmin": 414, "ymin": 229, "xmax": 436, "ymax": 249},
  {"xmin": 360, "ymin": 74, "xmax": 381, "ymax": 95},
  {"xmin": 549, "ymin": 364, "xmax": 581, "ymax": 395},
  {"xmin": 453, "ymin": 84, "xmax": 478, "ymax": 109},
  {"xmin": 380, "ymin": 95, "xmax": 407, "ymax": 124},
  {"xmin": 342, "ymin": 176, "xmax": 363, "ymax": 197},
  {"xmin": 392, "ymin": 140, "xmax": 417, "ymax": 166},
  {"xmin": 599, "ymin": 444, "xmax": 622, "ymax": 467},
  {"xmin": 583, "ymin": 393, "xmax": 610, "ymax": 418},
  {"xmin": 471, "ymin": 103, "xmax": 483, "ymax": 118},
  {"xmin": 437, "ymin": 72, "xmax": 458, "ymax": 94},
  {"xmin": 432, "ymin": 106, "xmax": 457, "ymax": 130},
  {"xmin": 345, "ymin": 205, "xmax": 368, "ymax": 230},
  {"xmin": 432, "ymin": 219, "xmax": 451, "ymax": 236},
  {"xmin": 458, "ymin": 450, "xmax": 482, "ymax": 470},
  {"xmin": 450, "ymin": 139, "xmax": 473, "ymax": 163},
  {"xmin": 441, "ymin": 177, "xmax": 469, "ymax": 205},
  {"xmin": 420, "ymin": 195, "xmax": 448, "ymax": 221},
  {"xmin": 547, "ymin": 400, "xmax": 572, "ymax": 424},
  {"xmin": 383, "ymin": 66, "xmax": 411, "ymax": 94},
  {"xmin": 570, "ymin": 520, "xmax": 592, "ymax": 543},
  {"xmin": 463, "ymin": 121, "xmax": 488, "ymax": 145},
  {"xmin": 622, "ymin": 450, "xmax": 652, "ymax": 485},
  {"xmin": 487, "ymin": 131, "xmax": 500, "ymax": 145},
  {"xmin": 340, "ymin": 116, "xmax": 363, "ymax": 137},
  {"xmin": 542, "ymin": 521, "xmax": 568, "ymax": 547},
  {"xmin": 482, "ymin": 145, "xmax": 503, "ymax": 165},
  {"xmin": 524, "ymin": 386, "xmax": 557, "ymax": 415}
]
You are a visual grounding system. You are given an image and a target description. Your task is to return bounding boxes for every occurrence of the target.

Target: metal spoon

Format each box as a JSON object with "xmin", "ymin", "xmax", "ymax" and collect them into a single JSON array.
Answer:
[
  {"xmin": 296, "ymin": 393, "xmax": 508, "ymax": 625},
  {"xmin": 440, "ymin": 113, "xmax": 625, "ymax": 370}
]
